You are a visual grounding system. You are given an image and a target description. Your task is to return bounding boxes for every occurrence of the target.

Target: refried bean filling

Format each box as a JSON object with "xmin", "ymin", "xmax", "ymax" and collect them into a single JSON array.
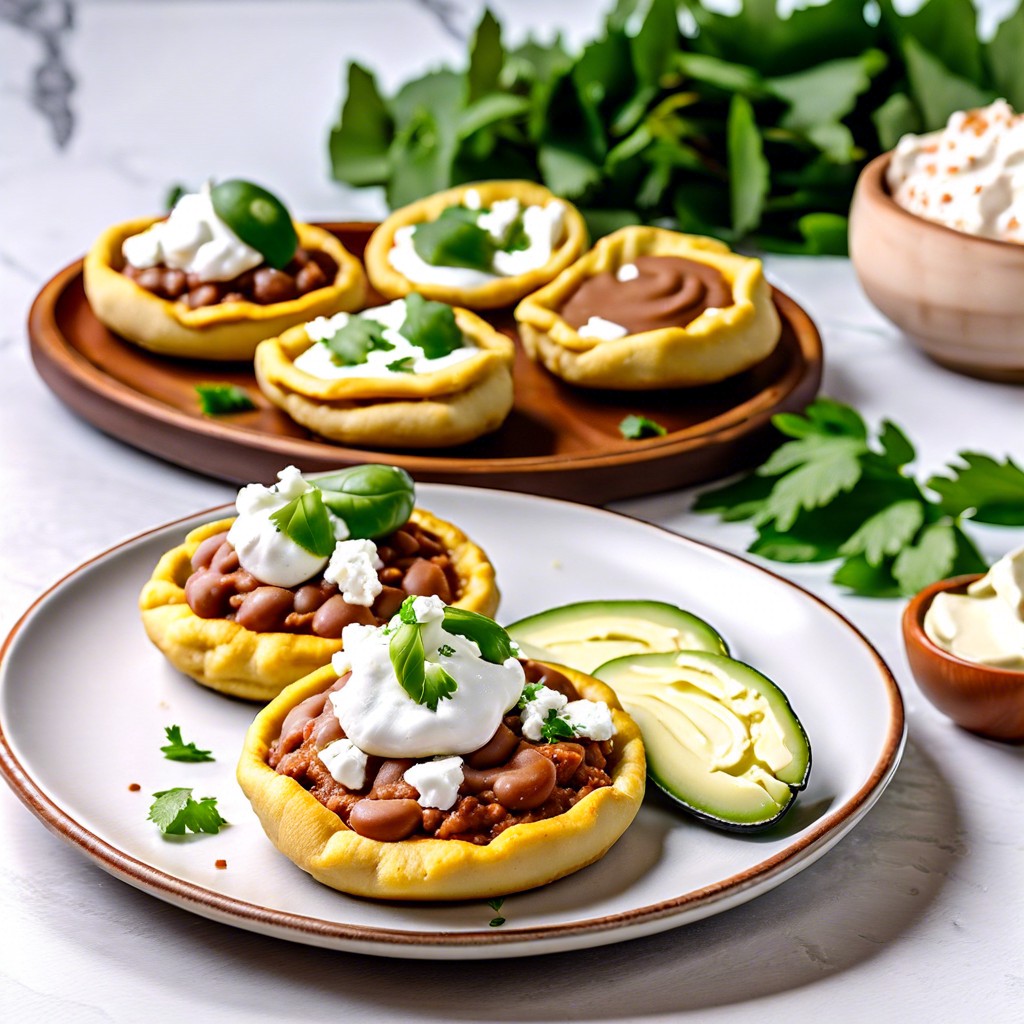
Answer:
[
  {"xmin": 184, "ymin": 519, "xmax": 460, "ymax": 638},
  {"xmin": 122, "ymin": 246, "xmax": 339, "ymax": 309},
  {"xmin": 268, "ymin": 661, "xmax": 614, "ymax": 845}
]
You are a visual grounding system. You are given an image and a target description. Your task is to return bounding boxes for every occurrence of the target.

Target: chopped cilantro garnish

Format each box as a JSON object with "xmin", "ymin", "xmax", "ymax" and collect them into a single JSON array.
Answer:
[
  {"xmin": 195, "ymin": 383, "xmax": 256, "ymax": 416},
  {"xmin": 411, "ymin": 206, "xmax": 495, "ymax": 271},
  {"xmin": 517, "ymin": 682, "xmax": 544, "ymax": 709},
  {"xmin": 399, "ymin": 293, "xmax": 463, "ymax": 359},
  {"xmin": 160, "ymin": 725, "xmax": 214, "ymax": 763},
  {"xmin": 386, "ymin": 356, "xmax": 417, "ymax": 374},
  {"xmin": 269, "ymin": 488, "xmax": 336, "ymax": 557},
  {"xmin": 148, "ymin": 788, "xmax": 226, "ymax": 836},
  {"xmin": 438, "ymin": 643, "xmax": 456, "ymax": 657},
  {"xmin": 620, "ymin": 414, "xmax": 668, "ymax": 440},
  {"xmin": 540, "ymin": 709, "xmax": 576, "ymax": 743},
  {"xmin": 321, "ymin": 314, "xmax": 393, "ymax": 366}
]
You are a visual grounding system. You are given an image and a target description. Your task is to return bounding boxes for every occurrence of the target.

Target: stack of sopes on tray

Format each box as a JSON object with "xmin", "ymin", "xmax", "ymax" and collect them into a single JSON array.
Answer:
[
  {"xmin": 140, "ymin": 461, "xmax": 811, "ymax": 900},
  {"xmin": 83, "ymin": 177, "xmax": 784, "ymax": 448}
]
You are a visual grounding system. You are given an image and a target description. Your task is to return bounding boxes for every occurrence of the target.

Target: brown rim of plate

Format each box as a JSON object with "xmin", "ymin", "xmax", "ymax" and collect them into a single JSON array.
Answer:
[
  {"xmin": 860, "ymin": 153, "xmax": 1024, "ymax": 253},
  {"xmin": 0, "ymin": 498, "xmax": 906, "ymax": 951},
  {"xmin": 26, "ymin": 224, "xmax": 823, "ymax": 504}
]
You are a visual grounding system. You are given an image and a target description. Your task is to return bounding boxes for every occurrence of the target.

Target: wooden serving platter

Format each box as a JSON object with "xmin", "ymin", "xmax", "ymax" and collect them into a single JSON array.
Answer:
[{"xmin": 27, "ymin": 223, "xmax": 822, "ymax": 504}]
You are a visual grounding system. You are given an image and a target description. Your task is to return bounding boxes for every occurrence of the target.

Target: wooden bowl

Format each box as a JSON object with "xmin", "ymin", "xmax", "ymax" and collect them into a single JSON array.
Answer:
[
  {"xmin": 849, "ymin": 154, "xmax": 1024, "ymax": 383},
  {"xmin": 902, "ymin": 575, "xmax": 1024, "ymax": 742}
]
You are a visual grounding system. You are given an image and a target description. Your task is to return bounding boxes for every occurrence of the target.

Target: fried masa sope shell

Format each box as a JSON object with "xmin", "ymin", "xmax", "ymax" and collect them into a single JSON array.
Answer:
[
  {"xmin": 363, "ymin": 180, "xmax": 589, "ymax": 310},
  {"xmin": 83, "ymin": 217, "xmax": 367, "ymax": 360},
  {"xmin": 236, "ymin": 663, "xmax": 646, "ymax": 900},
  {"xmin": 139, "ymin": 508, "xmax": 500, "ymax": 702},
  {"xmin": 253, "ymin": 308, "xmax": 515, "ymax": 448},
  {"xmin": 514, "ymin": 226, "xmax": 782, "ymax": 389}
]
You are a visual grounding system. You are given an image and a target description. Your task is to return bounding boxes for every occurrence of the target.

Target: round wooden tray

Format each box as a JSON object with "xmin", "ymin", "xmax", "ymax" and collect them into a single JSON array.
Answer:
[{"xmin": 28, "ymin": 224, "xmax": 822, "ymax": 504}]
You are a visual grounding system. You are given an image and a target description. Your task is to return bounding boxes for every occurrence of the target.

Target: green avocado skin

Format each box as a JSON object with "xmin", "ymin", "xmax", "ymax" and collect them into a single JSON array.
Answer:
[{"xmin": 595, "ymin": 651, "xmax": 812, "ymax": 833}]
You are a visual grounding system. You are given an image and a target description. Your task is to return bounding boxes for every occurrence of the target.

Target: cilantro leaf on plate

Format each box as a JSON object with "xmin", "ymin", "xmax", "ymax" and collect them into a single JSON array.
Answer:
[
  {"xmin": 160, "ymin": 725, "xmax": 214, "ymax": 763},
  {"xmin": 195, "ymin": 383, "xmax": 256, "ymax": 416},
  {"xmin": 148, "ymin": 788, "xmax": 226, "ymax": 836},
  {"xmin": 620, "ymin": 414, "xmax": 667, "ymax": 440}
]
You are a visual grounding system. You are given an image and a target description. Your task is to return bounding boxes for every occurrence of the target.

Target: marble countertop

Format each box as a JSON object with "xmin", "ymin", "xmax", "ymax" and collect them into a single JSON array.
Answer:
[{"xmin": 1, "ymin": 2, "xmax": 1021, "ymax": 1020}]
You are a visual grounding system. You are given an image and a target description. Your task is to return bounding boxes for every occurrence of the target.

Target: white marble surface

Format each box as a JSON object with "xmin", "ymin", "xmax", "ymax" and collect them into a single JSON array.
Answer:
[{"xmin": 1, "ymin": 1, "xmax": 1022, "ymax": 1020}]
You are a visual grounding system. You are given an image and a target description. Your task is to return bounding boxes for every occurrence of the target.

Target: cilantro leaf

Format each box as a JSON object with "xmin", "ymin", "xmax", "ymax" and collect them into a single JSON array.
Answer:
[
  {"xmin": 838, "ymin": 500, "xmax": 926, "ymax": 567},
  {"xmin": 620, "ymin": 414, "xmax": 667, "ymax": 440},
  {"xmin": 195, "ymin": 383, "xmax": 256, "ymax": 416},
  {"xmin": 438, "ymin": 643, "xmax": 456, "ymax": 658},
  {"xmin": 399, "ymin": 292, "xmax": 464, "ymax": 359},
  {"xmin": 321, "ymin": 314, "xmax": 392, "ymax": 367},
  {"xmin": 165, "ymin": 183, "xmax": 188, "ymax": 210},
  {"xmin": 424, "ymin": 663, "xmax": 459, "ymax": 710},
  {"xmin": 927, "ymin": 453, "xmax": 1024, "ymax": 525},
  {"xmin": 831, "ymin": 554, "xmax": 905, "ymax": 598},
  {"xmin": 892, "ymin": 521, "xmax": 959, "ymax": 595},
  {"xmin": 755, "ymin": 444, "xmax": 864, "ymax": 532},
  {"xmin": 387, "ymin": 356, "xmax": 416, "ymax": 374},
  {"xmin": 442, "ymin": 607, "xmax": 517, "ymax": 664},
  {"xmin": 160, "ymin": 725, "xmax": 214, "ymax": 763},
  {"xmin": 269, "ymin": 489, "xmax": 336, "ymax": 558},
  {"xmin": 399, "ymin": 594, "xmax": 420, "ymax": 625},
  {"xmin": 148, "ymin": 788, "xmax": 226, "ymax": 836},
  {"xmin": 540, "ymin": 709, "xmax": 577, "ymax": 742},
  {"xmin": 411, "ymin": 211, "xmax": 495, "ymax": 272},
  {"xmin": 518, "ymin": 682, "xmax": 544, "ymax": 709},
  {"xmin": 329, "ymin": 63, "xmax": 393, "ymax": 187}
]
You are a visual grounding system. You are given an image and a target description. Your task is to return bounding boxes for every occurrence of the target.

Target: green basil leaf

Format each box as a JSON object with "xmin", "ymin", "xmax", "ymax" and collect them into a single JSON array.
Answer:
[
  {"xmin": 399, "ymin": 292, "xmax": 464, "ymax": 359},
  {"xmin": 329, "ymin": 63, "xmax": 393, "ymax": 187},
  {"xmin": 389, "ymin": 621, "xmax": 426, "ymax": 703},
  {"xmin": 442, "ymin": 607, "xmax": 516, "ymax": 665},
  {"xmin": 321, "ymin": 314, "xmax": 392, "ymax": 367},
  {"xmin": 313, "ymin": 464, "xmax": 415, "ymax": 539},
  {"xmin": 269, "ymin": 489, "xmax": 336, "ymax": 557}
]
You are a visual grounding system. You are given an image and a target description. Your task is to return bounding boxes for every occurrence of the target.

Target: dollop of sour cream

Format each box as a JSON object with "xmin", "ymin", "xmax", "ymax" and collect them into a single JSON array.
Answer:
[
  {"xmin": 887, "ymin": 99, "xmax": 1024, "ymax": 243},
  {"xmin": 226, "ymin": 466, "xmax": 351, "ymax": 588},
  {"xmin": 386, "ymin": 189, "xmax": 567, "ymax": 288},
  {"xmin": 121, "ymin": 182, "xmax": 264, "ymax": 281},
  {"xmin": 924, "ymin": 545, "xmax": 1024, "ymax": 669},
  {"xmin": 294, "ymin": 299, "xmax": 479, "ymax": 381},
  {"xmin": 329, "ymin": 596, "xmax": 526, "ymax": 758}
]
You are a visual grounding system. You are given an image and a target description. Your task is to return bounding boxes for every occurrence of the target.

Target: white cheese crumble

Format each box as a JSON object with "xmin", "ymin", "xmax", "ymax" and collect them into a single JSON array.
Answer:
[
  {"xmin": 386, "ymin": 198, "xmax": 567, "ymax": 287},
  {"xmin": 519, "ymin": 684, "xmax": 613, "ymax": 741},
  {"xmin": 403, "ymin": 756, "xmax": 465, "ymax": 810},
  {"xmin": 293, "ymin": 298, "xmax": 478, "ymax": 381},
  {"xmin": 329, "ymin": 597, "xmax": 525, "ymax": 757},
  {"xmin": 122, "ymin": 182, "xmax": 264, "ymax": 281},
  {"xmin": 519, "ymin": 684, "xmax": 568, "ymax": 741},
  {"xmin": 317, "ymin": 738, "xmax": 369, "ymax": 789},
  {"xmin": 324, "ymin": 539, "xmax": 383, "ymax": 606},
  {"xmin": 887, "ymin": 99, "xmax": 1024, "ymax": 243},
  {"xmin": 577, "ymin": 315, "xmax": 629, "ymax": 341},
  {"xmin": 616, "ymin": 262, "xmax": 640, "ymax": 282},
  {"xmin": 227, "ymin": 465, "xmax": 350, "ymax": 587}
]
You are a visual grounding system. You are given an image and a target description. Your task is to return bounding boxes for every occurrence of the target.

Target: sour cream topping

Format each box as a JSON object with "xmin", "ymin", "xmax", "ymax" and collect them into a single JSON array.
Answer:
[
  {"xmin": 226, "ymin": 465, "xmax": 352, "ymax": 588},
  {"xmin": 329, "ymin": 595, "xmax": 526, "ymax": 758},
  {"xmin": 121, "ymin": 182, "xmax": 264, "ymax": 281},
  {"xmin": 294, "ymin": 299, "xmax": 479, "ymax": 380},
  {"xmin": 386, "ymin": 189, "xmax": 567, "ymax": 288},
  {"xmin": 887, "ymin": 99, "xmax": 1024, "ymax": 243},
  {"xmin": 924, "ymin": 545, "xmax": 1024, "ymax": 669}
]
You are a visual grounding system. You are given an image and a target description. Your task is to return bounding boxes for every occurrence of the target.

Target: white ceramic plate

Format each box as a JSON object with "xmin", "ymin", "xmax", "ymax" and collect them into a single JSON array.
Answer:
[{"xmin": 0, "ymin": 486, "xmax": 904, "ymax": 959}]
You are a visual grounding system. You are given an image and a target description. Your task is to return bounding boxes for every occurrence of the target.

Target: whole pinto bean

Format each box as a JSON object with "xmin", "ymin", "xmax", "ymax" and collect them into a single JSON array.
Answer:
[
  {"xmin": 190, "ymin": 532, "xmax": 229, "ymax": 572},
  {"xmin": 465, "ymin": 723, "xmax": 519, "ymax": 770},
  {"xmin": 311, "ymin": 595, "xmax": 376, "ymax": 638},
  {"xmin": 401, "ymin": 558, "xmax": 451, "ymax": 603},
  {"xmin": 348, "ymin": 798, "xmax": 423, "ymax": 841},
  {"xmin": 184, "ymin": 570, "xmax": 235, "ymax": 619},
  {"xmin": 235, "ymin": 586, "xmax": 295, "ymax": 632},
  {"xmin": 492, "ymin": 749, "xmax": 557, "ymax": 811}
]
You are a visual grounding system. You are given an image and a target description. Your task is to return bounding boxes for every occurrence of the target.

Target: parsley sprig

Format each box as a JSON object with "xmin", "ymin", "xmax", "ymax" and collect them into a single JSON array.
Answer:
[
  {"xmin": 694, "ymin": 398, "xmax": 1024, "ymax": 597},
  {"xmin": 160, "ymin": 725, "xmax": 214, "ymax": 763},
  {"xmin": 328, "ymin": 1, "xmax": 1024, "ymax": 253},
  {"xmin": 148, "ymin": 788, "xmax": 227, "ymax": 836}
]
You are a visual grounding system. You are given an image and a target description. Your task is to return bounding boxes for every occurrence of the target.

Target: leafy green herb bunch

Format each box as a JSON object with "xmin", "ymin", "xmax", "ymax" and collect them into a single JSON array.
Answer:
[{"xmin": 329, "ymin": 0, "xmax": 1024, "ymax": 254}]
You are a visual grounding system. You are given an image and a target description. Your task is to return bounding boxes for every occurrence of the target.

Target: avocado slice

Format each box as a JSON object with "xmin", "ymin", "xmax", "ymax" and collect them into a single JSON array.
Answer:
[
  {"xmin": 594, "ymin": 651, "xmax": 811, "ymax": 831},
  {"xmin": 505, "ymin": 600, "xmax": 728, "ymax": 675}
]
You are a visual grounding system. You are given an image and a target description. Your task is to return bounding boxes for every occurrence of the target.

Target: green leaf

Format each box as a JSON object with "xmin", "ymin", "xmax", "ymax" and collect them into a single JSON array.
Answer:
[
  {"xmin": 630, "ymin": 0, "xmax": 679, "ymax": 88},
  {"xmin": 194, "ymin": 383, "xmax": 256, "ymax": 416},
  {"xmin": 619, "ymin": 414, "xmax": 667, "ymax": 440},
  {"xmin": 329, "ymin": 63, "xmax": 393, "ymax": 187},
  {"xmin": 987, "ymin": 9, "xmax": 1024, "ymax": 111},
  {"xmin": 803, "ymin": 399, "xmax": 868, "ymax": 439},
  {"xmin": 749, "ymin": 525, "xmax": 841, "ymax": 564},
  {"xmin": 518, "ymin": 682, "xmax": 544, "ymax": 709},
  {"xmin": 879, "ymin": 0, "xmax": 984, "ymax": 83},
  {"xmin": 321, "ymin": 314, "xmax": 393, "ymax": 366},
  {"xmin": 756, "ymin": 445, "xmax": 864, "ymax": 531},
  {"xmin": 389, "ymin": 620, "xmax": 427, "ymax": 702},
  {"xmin": 442, "ymin": 607, "xmax": 517, "ymax": 664},
  {"xmin": 878, "ymin": 420, "xmax": 916, "ymax": 469},
  {"xmin": 411, "ymin": 210, "xmax": 495, "ymax": 272},
  {"xmin": 540, "ymin": 708, "xmax": 577, "ymax": 742},
  {"xmin": 948, "ymin": 524, "xmax": 989, "ymax": 578},
  {"xmin": 872, "ymin": 92, "xmax": 922, "ymax": 151},
  {"xmin": 927, "ymin": 453, "xmax": 1024, "ymax": 525},
  {"xmin": 892, "ymin": 520, "xmax": 958, "ymax": 595},
  {"xmin": 832, "ymin": 554, "xmax": 903, "ymax": 598},
  {"xmin": 423, "ymin": 663, "xmax": 459, "ymax": 711},
  {"xmin": 314, "ymin": 464, "xmax": 415, "ymax": 539},
  {"xmin": 757, "ymin": 435, "xmax": 865, "ymax": 478},
  {"xmin": 165, "ymin": 183, "xmax": 187, "ymax": 210},
  {"xmin": 148, "ymin": 788, "xmax": 226, "ymax": 836},
  {"xmin": 387, "ymin": 356, "xmax": 416, "ymax": 374},
  {"xmin": 581, "ymin": 208, "xmax": 641, "ymax": 240},
  {"xmin": 160, "ymin": 725, "xmax": 214, "ymax": 763},
  {"xmin": 839, "ymin": 499, "xmax": 926, "ymax": 566},
  {"xmin": 457, "ymin": 94, "xmax": 531, "ymax": 139},
  {"xmin": 727, "ymin": 94, "xmax": 769, "ymax": 238},
  {"xmin": 796, "ymin": 213, "xmax": 849, "ymax": 256},
  {"xmin": 399, "ymin": 292, "xmax": 464, "ymax": 358},
  {"xmin": 466, "ymin": 9, "xmax": 503, "ymax": 104},
  {"xmin": 534, "ymin": 68, "xmax": 606, "ymax": 200},
  {"xmin": 674, "ymin": 51, "xmax": 765, "ymax": 96},
  {"xmin": 901, "ymin": 36, "xmax": 994, "ymax": 132},
  {"xmin": 269, "ymin": 489, "xmax": 336, "ymax": 558},
  {"xmin": 692, "ymin": 471, "xmax": 776, "ymax": 522}
]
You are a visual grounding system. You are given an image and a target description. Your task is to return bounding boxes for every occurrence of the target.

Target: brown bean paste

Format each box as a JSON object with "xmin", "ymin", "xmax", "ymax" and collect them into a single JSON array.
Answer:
[
  {"xmin": 268, "ymin": 661, "xmax": 615, "ymax": 845},
  {"xmin": 122, "ymin": 247, "xmax": 339, "ymax": 309},
  {"xmin": 184, "ymin": 520, "xmax": 460, "ymax": 639}
]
